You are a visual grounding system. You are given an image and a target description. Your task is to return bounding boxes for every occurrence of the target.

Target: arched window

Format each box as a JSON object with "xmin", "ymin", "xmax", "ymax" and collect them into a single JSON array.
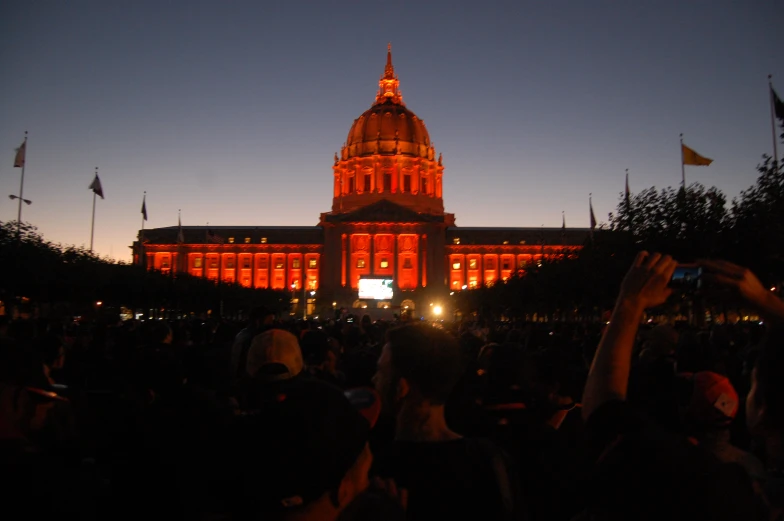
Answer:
[{"xmin": 400, "ymin": 299, "xmax": 416, "ymax": 311}]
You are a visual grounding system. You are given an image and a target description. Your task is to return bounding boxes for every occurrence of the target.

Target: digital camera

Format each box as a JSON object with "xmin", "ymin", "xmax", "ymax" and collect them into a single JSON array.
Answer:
[{"xmin": 669, "ymin": 264, "xmax": 702, "ymax": 292}]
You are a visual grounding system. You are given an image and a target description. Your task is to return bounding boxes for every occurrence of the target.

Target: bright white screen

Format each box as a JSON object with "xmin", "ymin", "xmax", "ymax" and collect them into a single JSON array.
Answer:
[{"xmin": 358, "ymin": 278, "xmax": 394, "ymax": 300}]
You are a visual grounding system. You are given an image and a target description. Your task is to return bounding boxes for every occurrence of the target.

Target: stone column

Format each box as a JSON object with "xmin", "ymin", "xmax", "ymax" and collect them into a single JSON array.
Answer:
[
  {"xmin": 417, "ymin": 234, "xmax": 423, "ymax": 288},
  {"xmin": 394, "ymin": 233, "xmax": 399, "ymax": 291},
  {"xmin": 393, "ymin": 160, "xmax": 399, "ymax": 193},
  {"xmin": 284, "ymin": 253, "xmax": 289, "ymax": 289},
  {"xmin": 462, "ymin": 254, "xmax": 467, "ymax": 289},
  {"xmin": 421, "ymin": 234, "xmax": 427, "ymax": 288},
  {"xmin": 341, "ymin": 234, "xmax": 347, "ymax": 287},
  {"xmin": 369, "ymin": 234, "xmax": 374, "ymax": 275}
]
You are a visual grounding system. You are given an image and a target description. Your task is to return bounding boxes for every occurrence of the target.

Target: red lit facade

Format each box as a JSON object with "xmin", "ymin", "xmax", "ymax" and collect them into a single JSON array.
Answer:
[{"xmin": 133, "ymin": 46, "xmax": 588, "ymax": 315}]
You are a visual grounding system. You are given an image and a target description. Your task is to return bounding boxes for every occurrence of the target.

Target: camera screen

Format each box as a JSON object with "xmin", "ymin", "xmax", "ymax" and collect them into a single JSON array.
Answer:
[{"xmin": 669, "ymin": 265, "xmax": 702, "ymax": 290}]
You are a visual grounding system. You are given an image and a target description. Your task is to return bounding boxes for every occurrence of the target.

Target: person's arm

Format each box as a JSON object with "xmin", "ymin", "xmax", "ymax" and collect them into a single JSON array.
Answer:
[
  {"xmin": 700, "ymin": 259, "xmax": 784, "ymax": 323},
  {"xmin": 582, "ymin": 252, "xmax": 677, "ymax": 421}
]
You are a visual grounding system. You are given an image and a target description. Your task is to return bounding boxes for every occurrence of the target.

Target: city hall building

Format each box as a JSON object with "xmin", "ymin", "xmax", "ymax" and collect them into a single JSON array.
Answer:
[{"xmin": 133, "ymin": 46, "xmax": 588, "ymax": 315}]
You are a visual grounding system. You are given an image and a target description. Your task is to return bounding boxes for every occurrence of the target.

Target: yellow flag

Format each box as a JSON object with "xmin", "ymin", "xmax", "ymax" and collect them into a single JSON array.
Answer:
[{"xmin": 682, "ymin": 144, "xmax": 713, "ymax": 166}]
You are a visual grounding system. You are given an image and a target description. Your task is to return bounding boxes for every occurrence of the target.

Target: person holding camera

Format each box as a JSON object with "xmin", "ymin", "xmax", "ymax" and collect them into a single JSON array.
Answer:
[{"xmin": 580, "ymin": 252, "xmax": 783, "ymax": 521}]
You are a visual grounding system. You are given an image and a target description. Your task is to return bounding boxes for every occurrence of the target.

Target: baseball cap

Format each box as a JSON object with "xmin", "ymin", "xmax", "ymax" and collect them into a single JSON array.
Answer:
[
  {"xmin": 678, "ymin": 371, "xmax": 739, "ymax": 427},
  {"xmin": 232, "ymin": 379, "xmax": 380, "ymax": 513},
  {"xmin": 246, "ymin": 328, "xmax": 304, "ymax": 380}
]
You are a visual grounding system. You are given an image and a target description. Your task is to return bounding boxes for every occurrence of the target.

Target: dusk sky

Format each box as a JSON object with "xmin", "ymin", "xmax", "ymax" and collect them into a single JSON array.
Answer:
[{"xmin": 1, "ymin": 1, "xmax": 782, "ymax": 261}]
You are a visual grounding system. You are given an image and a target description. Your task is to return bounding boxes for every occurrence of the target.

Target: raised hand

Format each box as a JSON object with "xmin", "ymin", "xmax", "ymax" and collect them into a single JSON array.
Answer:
[
  {"xmin": 700, "ymin": 259, "xmax": 768, "ymax": 302},
  {"xmin": 700, "ymin": 258, "xmax": 784, "ymax": 322},
  {"xmin": 583, "ymin": 251, "xmax": 677, "ymax": 420},
  {"xmin": 618, "ymin": 251, "xmax": 678, "ymax": 311}
]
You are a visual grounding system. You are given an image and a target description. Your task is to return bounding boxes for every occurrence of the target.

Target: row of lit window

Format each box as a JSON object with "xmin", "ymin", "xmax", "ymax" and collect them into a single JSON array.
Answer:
[
  {"xmin": 225, "ymin": 237, "xmax": 270, "ymax": 244},
  {"xmin": 190, "ymin": 258, "xmax": 318, "ymax": 270},
  {"xmin": 451, "ymin": 259, "xmax": 526, "ymax": 271},
  {"xmin": 355, "ymin": 258, "xmax": 413, "ymax": 269},
  {"xmin": 452, "ymin": 238, "xmax": 527, "ymax": 245},
  {"xmin": 344, "ymin": 173, "xmax": 428, "ymax": 194}
]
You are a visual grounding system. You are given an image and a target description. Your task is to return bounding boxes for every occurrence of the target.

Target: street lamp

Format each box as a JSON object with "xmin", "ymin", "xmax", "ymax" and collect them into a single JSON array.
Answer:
[
  {"xmin": 433, "ymin": 305, "xmax": 443, "ymax": 316},
  {"xmin": 9, "ymin": 194, "xmax": 32, "ymax": 205}
]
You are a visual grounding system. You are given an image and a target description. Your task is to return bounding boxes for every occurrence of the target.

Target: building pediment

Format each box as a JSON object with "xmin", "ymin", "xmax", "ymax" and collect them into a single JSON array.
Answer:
[{"xmin": 323, "ymin": 199, "xmax": 444, "ymax": 224}]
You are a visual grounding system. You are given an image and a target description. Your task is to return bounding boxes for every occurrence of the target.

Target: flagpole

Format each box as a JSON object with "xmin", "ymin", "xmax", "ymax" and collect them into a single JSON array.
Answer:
[
  {"xmin": 561, "ymin": 211, "xmax": 565, "ymax": 246},
  {"xmin": 680, "ymin": 134, "xmax": 686, "ymax": 187},
  {"xmin": 90, "ymin": 167, "xmax": 98, "ymax": 252},
  {"xmin": 770, "ymin": 75, "xmax": 779, "ymax": 165},
  {"xmin": 16, "ymin": 131, "xmax": 28, "ymax": 242},
  {"xmin": 141, "ymin": 191, "xmax": 146, "ymax": 269},
  {"xmin": 589, "ymin": 193, "xmax": 595, "ymax": 244},
  {"xmin": 625, "ymin": 168, "xmax": 632, "ymax": 232},
  {"xmin": 178, "ymin": 209, "xmax": 183, "ymax": 276},
  {"xmin": 625, "ymin": 168, "xmax": 629, "ymax": 201},
  {"xmin": 204, "ymin": 222, "xmax": 209, "ymax": 279},
  {"xmin": 173, "ymin": 209, "xmax": 179, "ymax": 279}
]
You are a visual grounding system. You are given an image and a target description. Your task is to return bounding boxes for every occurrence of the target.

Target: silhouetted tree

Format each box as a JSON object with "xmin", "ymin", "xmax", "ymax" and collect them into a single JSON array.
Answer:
[
  {"xmin": 0, "ymin": 221, "xmax": 288, "ymax": 319},
  {"xmin": 727, "ymin": 156, "xmax": 784, "ymax": 283},
  {"xmin": 457, "ymin": 154, "xmax": 782, "ymax": 320},
  {"xmin": 608, "ymin": 183, "xmax": 728, "ymax": 260}
]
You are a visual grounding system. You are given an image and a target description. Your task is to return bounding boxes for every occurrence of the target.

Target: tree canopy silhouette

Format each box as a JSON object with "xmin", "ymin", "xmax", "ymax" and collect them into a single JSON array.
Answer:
[
  {"xmin": 0, "ymin": 221, "xmax": 288, "ymax": 319},
  {"xmin": 455, "ymin": 155, "xmax": 783, "ymax": 320}
]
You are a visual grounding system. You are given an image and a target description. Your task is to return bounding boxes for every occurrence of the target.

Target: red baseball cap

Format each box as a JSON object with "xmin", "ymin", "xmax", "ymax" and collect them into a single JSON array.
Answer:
[{"xmin": 679, "ymin": 371, "xmax": 738, "ymax": 427}]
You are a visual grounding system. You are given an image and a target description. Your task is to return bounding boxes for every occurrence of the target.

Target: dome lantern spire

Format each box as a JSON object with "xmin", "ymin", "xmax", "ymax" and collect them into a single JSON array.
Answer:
[
  {"xmin": 376, "ymin": 43, "xmax": 403, "ymax": 105},
  {"xmin": 384, "ymin": 42, "xmax": 395, "ymax": 79}
]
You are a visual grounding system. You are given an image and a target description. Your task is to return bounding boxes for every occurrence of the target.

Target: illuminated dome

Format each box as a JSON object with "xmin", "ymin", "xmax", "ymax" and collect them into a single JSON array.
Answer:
[
  {"xmin": 346, "ymin": 103, "xmax": 431, "ymax": 159},
  {"xmin": 344, "ymin": 48, "xmax": 432, "ymax": 159},
  {"xmin": 332, "ymin": 44, "xmax": 444, "ymax": 216}
]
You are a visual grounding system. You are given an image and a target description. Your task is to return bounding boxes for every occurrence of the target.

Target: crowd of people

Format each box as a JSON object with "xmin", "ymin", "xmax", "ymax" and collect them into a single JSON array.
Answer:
[{"xmin": 0, "ymin": 252, "xmax": 782, "ymax": 520}]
